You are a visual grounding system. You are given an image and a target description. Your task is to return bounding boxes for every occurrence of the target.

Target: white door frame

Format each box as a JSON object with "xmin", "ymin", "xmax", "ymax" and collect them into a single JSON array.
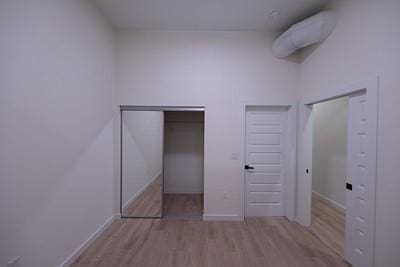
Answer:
[
  {"xmin": 241, "ymin": 102, "xmax": 297, "ymax": 221},
  {"xmin": 296, "ymin": 76, "xmax": 378, "ymax": 266}
]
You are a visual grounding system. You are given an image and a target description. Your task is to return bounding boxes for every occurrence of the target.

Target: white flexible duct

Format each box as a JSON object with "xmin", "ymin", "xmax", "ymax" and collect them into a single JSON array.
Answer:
[{"xmin": 272, "ymin": 11, "xmax": 337, "ymax": 58}]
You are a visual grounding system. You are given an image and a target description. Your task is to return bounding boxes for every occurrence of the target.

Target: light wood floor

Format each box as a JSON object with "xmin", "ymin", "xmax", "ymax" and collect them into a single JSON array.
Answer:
[
  {"xmin": 123, "ymin": 176, "xmax": 162, "ymax": 217},
  {"xmin": 123, "ymin": 177, "xmax": 204, "ymax": 218},
  {"xmin": 310, "ymin": 194, "xmax": 345, "ymax": 258},
  {"xmin": 72, "ymin": 216, "xmax": 348, "ymax": 267},
  {"xmin": 164, "ymin": 193, "xmax": 203, "ymax": 217}
]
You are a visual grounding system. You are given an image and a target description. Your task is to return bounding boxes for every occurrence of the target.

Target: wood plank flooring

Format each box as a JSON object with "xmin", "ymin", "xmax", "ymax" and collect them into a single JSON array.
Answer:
[
  {"xmin": 88, "ymin": 182, "xmax": 346, "ymax": 266},
  {"xmin": 164, "ymin": 193, "xmax": 203, "ymax": 217},
  {"xmin": 310, "ymin": 194, "xmax": 345, "ymax": 258},
  {"xmin": 123, "ymin": 178, "xmax": 204, "ymax": 218},
  {"xmin": 123, "ymin": 176, "xmax": 162, "ymax": 217},
  {"xmin": 72, "ymin": 215, "xmax": 348, "ymax": 267}
]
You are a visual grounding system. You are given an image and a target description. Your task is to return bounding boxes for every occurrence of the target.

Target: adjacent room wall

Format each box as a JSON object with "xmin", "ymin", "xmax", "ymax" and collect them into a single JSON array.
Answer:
[
  {"xmin": 115, "ymin": 30, "xmax": 300, "ymax": 220},
  {"xmin": 164, "ymin": 112, "xmax": 204, "ymax": 194},
  {"xmin": 299, "ymin": 1, "xmax": 400, "ymax": 266},
  {"xmin": 122, "ymin": 111, "xmax": 163, "ymax": 207},
  {"xmin": 312, "ymin": 97, "xmax": 347, "ymax": 210},
  {"xmin": 0, "ymin": 1, "xmax": 115, "ymax": 266}
]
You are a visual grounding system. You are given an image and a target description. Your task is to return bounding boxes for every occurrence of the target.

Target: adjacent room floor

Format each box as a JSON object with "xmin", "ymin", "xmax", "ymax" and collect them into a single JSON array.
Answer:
[{"xmin": 310, "ymin": 194, "xmax": 345, "ymax": 258}]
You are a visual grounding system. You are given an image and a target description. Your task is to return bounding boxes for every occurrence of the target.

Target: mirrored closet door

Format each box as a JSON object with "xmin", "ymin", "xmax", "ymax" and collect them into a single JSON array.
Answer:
[{"xmin": 121, "ymin": 110, "xmax": 164, "ymax": 218}]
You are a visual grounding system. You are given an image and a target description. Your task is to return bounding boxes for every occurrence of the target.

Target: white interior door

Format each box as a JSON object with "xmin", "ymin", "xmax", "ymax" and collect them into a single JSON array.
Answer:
[
  {"xmin": 245, "ymin": 107, "xmax": 287, "ymax": 217},
  {"xmin": 345, "ymin": 91, "xmax": 375, "ymax": 267}
]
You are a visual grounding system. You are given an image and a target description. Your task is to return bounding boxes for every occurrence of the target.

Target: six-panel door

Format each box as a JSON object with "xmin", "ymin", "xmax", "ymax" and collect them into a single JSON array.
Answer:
[{"xmin": 245, "ymin": 107, "xmax": 288, "ymax": 217}]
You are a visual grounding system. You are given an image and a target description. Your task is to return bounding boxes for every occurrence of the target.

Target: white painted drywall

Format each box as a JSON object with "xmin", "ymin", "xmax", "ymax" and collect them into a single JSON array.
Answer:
[
  {"xmin": 115, "ymin": 30, "xmax": 300, "ymax": 219},
  {"xmin": 299, "ymin": 1, "xmax": 400, "ymax": 266},
  {"xmin": 312, "ymin": 97, "xmax": 347, "ymax": 209},
  {"xmin": 164, "ymin": 112, "xmax": 204, "ymax": 193},
  {"xmin": 122, "ymin": 111, "xmax": 163, "ymax": 208},
  {"xmin": 0, "ymin": 1, "xmax": 115, "ymax": 266}
]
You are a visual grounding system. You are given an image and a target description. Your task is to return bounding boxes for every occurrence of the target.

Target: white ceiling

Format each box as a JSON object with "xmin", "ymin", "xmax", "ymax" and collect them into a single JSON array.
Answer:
[{"xmin": 94, "ymin": 0, "xmax": 330, "ymax": 31}]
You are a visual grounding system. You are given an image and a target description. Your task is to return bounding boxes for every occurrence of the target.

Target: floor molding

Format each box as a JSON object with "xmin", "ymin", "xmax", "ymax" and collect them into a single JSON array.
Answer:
[
  {"xmin": 312, "ymin": 191, "xmax": 345, "ymax": 213},
  {"xmin": 164, "ymin": 190, "xmax": 204, "ymax": 194},
  {"xmin": 203, "ymin": 214, "xmax": 243, "ymax": 221},
  {"xmin": 164, "ymin": 215, "xmax": 203, "ymax": 220},
  {"xmin": 60, "ymin": 215, "xmax": 116, "ymax": 267}
]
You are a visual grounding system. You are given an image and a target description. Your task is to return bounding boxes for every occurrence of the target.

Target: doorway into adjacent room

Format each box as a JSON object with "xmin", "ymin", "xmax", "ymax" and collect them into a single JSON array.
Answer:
[
  {"xmin": 298, "ymin": 79, "xmax": 378, "ymax": 267},
  {"xmin": 311, "ymin": 97, "xmax": 348, "ymax": 258}
]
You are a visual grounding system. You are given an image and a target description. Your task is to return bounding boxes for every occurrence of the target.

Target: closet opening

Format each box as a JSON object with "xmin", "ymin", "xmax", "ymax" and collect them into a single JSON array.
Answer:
[
  {"xmin": 163, "ymin": 111, "xmax": 204, "ymax": 219},
  {"xmin": 119, "ymin": 106, "xmax": 205, "ymax": 219}
]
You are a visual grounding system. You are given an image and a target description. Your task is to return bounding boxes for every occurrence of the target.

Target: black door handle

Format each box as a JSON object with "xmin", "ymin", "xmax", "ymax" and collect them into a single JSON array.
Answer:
[
  {"xmin": 346, "ymin": 183, "xmax": 353, "ymax": 191},
  {"xmin": 245, "ymin": 165, "xmax": 254, "ymax": 170}
]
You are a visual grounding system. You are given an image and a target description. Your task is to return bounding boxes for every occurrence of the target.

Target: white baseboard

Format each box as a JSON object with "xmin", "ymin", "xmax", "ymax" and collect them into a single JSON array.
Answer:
[
  {"xmin": 312, "ymin": 191, "xmax": 345, "ymax": 213},
  {"xmin": 203, "ymin": 214, "xmax": 244, "ymax": 221},
  {"xmin": 122, "ymin": 171, "xmax": 161, "ymax": 210},
  {"xmin": 60, "ymin": 215, "xmax": 115, "ymax": 267},
  {"xmin": 164, "ymin": 188, "xmax": 203, "ymax": 194}
]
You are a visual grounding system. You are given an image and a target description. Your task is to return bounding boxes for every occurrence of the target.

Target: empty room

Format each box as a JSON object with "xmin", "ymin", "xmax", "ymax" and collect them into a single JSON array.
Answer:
[{"xmin": 1, "ymin": 1, "xmax": 399, "ymax": 267}]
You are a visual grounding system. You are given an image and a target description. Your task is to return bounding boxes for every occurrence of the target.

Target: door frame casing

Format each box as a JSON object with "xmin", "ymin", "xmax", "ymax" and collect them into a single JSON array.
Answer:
[
  {"xmin": 242, "ymin": 102, "xmax": 297, "ymax": 221},
  {"xmin": 296, "ymin": 76, "xmax": 378, "ymax": 267}
]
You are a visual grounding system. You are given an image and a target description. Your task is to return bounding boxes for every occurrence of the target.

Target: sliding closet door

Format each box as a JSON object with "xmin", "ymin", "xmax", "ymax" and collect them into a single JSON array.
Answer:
[{"xmin": 121, "ymin": 111, "xmax": 164, "ymax": 218}]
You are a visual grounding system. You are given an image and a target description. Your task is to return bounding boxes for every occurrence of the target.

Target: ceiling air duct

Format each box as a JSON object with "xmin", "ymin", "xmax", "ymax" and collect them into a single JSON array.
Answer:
[{"xmin": 272, "ymin": 11, "xmax": 337, "ymax": 58}]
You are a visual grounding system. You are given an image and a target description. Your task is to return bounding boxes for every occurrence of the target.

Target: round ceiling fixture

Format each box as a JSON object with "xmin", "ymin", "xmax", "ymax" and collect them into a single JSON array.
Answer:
[{"xmin": 269, "ymin": 9, "xmax": 281, "ymax": 19}]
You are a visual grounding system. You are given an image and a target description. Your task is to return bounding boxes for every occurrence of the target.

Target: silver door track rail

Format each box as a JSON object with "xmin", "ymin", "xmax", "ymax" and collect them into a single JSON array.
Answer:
[{"xmin": 120, "ymin": 106, "xmax": 205, "ymax": 112}]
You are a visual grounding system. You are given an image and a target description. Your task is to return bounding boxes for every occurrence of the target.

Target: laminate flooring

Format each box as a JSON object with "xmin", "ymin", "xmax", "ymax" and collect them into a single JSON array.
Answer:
[
  {"xmin": 123, "ymin": 176, "xmax": 162, "ymax": 217},
  {"xmin": 72, "ymin": 217, "xmax": 348, "ymax": 267},
  {"xmin": 310, "ymin": 194, "xmax": 345, "ymax": 258},
  {"xmin": 163, "ymin": 193, "xmax": 203, "ymax": 217}
]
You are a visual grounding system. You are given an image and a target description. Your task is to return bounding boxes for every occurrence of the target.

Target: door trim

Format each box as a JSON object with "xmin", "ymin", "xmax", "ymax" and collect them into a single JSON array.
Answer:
[
  {"xmin": 242, "ymin": 103, "xmax": 297, "ymax": 221},
  {"xmin": 297, "ymin": 76, "xmax": 378, "ymax": 266}
]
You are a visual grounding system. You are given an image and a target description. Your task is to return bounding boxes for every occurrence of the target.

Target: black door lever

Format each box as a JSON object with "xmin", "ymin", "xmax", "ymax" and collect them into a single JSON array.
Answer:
[
  {"xmin": 346, "ymin": 183, "xmax": 353, "ymax": 191},
  {"xmin": 245, "ymin": 165, "xmax": 254, "ymax": 170}
]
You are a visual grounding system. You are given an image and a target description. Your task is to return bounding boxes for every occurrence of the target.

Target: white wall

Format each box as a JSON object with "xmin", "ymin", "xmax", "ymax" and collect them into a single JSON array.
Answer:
[
  {"xmin": 312, "ymin": 97, "xmax": 347, "ymax": 209},
  {"xmin": 299, "ymin": 1, "xmax": 400, "ymax": 266},
  {"xmin": 164, "ymin": 112, "xmax": 204, "ymax": 194},
  {"xmin": 0, "ymin": 1, "xmax": 115, "ymax": 266},
  {"xmin": 122, "ymin": 111, "xmax": 163, "ymax": 207},
  {"xmin": 115, "ymin": 30, "xmax": 300, "ymax": 219}
]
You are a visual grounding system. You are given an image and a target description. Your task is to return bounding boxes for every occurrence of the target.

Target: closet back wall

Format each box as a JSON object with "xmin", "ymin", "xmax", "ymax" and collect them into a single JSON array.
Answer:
[{"xmin": 164, "ymin": 112, "xmax": 204, "ymax": 194}]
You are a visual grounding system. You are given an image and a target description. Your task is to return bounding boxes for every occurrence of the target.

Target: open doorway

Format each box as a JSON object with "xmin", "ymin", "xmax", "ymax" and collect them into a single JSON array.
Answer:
[
  {"xmin": 163, "ymin": 111, "xmax": 204, "ymax": 218},
  {"xmin": 297, "ymin": 77, "xmax": 378, "ymax": 267},
  {"xmin": 310, "ymin": 97, "xmax": 347, "ymax": 257}
]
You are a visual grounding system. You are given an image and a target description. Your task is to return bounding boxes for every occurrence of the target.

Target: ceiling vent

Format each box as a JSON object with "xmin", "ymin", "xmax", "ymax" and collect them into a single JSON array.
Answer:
[{"xmin": 272, "ymin": 10, "xmax": 337, "ymax": 58}]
